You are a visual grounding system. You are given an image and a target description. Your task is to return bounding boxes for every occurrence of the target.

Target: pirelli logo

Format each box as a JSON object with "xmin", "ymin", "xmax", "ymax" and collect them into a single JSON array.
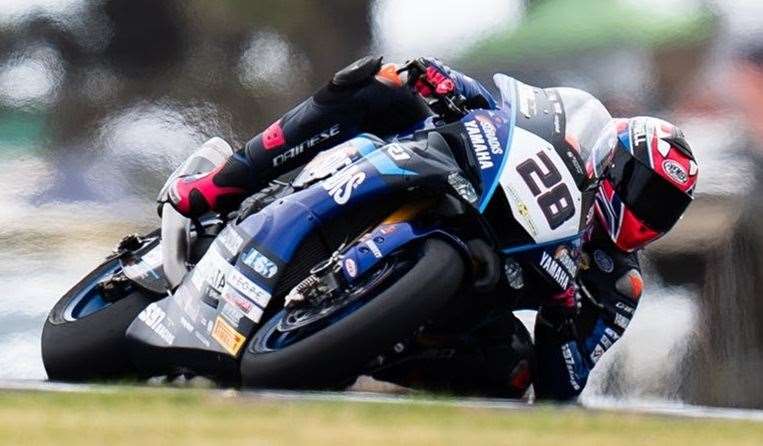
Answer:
[{"xmin": 211, "ymin": 316, "xmax": 246, "ymax": 356}]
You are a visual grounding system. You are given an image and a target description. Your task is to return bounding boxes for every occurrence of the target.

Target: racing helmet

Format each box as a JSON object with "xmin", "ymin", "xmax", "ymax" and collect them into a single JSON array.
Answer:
[{"xmin": 591, "ymin": 117, "xmax": 698, "ymax": 252}]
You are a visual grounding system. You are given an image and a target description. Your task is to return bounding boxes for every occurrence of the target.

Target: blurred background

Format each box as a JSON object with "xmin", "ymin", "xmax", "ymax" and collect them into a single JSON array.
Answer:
[{"xmin": 0, "ymin": 0, "xmax": 760, "ymax": 409}]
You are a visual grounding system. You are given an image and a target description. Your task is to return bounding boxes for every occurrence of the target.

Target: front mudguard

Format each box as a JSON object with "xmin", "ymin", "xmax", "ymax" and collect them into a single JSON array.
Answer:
[{"xmin": 339, "ymin": 221, "xmax": 472, "ymax": 285}]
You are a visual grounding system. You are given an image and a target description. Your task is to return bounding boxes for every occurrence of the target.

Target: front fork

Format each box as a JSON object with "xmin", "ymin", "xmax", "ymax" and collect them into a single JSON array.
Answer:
[{"xmin": 338, "ymin": 202, "xmax": 478, "ymax": 288}]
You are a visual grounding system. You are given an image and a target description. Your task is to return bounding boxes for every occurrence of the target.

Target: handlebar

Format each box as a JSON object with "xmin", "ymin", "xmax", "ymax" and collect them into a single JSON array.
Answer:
[{"xmin": 396, "ymin": 58, "xmax": 470, "ymax": 121}]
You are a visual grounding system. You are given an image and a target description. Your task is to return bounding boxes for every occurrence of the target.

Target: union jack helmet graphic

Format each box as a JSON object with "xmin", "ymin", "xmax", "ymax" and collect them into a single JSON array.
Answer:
[{"xmin": 592, "ymin": 117, "xmax": 698, "ymax": 252}]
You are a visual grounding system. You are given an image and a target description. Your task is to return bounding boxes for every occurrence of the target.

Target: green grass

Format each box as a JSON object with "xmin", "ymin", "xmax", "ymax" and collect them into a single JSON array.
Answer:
[{"xmin": 0, "ymin": 388, "xmax": 760, "ymax": 445}]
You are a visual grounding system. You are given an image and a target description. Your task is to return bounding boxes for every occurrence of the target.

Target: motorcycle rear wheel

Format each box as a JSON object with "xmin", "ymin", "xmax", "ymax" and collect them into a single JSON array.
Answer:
[{"xmin": 240, "ymin": 238, "xmax": 465, "ymax": 389}]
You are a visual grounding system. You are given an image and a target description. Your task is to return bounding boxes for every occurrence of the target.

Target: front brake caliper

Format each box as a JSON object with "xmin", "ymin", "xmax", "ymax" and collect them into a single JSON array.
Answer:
[{"xmin": 284, "ymin": 247, "xmax": 346, "ymax": 308}]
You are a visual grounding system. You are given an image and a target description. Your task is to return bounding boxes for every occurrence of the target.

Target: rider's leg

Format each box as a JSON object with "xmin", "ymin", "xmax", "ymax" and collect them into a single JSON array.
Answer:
[{"xmin": 169, "ymin": 56, "xmax": 429, "ymax": 217}]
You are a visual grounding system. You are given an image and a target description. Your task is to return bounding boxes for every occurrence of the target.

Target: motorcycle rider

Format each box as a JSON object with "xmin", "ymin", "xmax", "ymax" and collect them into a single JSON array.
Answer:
[{"xmin": 163, "ymin": 56, "xmax": 699, "ymax": 400}]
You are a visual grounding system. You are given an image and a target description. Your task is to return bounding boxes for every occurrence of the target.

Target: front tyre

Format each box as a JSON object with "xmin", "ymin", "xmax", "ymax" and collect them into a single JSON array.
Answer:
[
  {"xmin": 240, "ymin": 238, "xmax": 465, "ymax": 389},
  {"xmin": 41, "ymin": 258, "xmax": 154, "ymax": 381}
]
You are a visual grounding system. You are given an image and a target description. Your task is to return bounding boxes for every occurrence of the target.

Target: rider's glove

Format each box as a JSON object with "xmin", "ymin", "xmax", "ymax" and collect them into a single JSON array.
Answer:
[
  {"xmin": 546, "ymin": 284, "xmax": 580, "ymax": 315},
  {"xmin": 413, "ymin": 58, "xmax": 497, "ymax": 109},
  {"xmin": 414, "ymin": 59, "xmax": 456, "ymax": 97}
]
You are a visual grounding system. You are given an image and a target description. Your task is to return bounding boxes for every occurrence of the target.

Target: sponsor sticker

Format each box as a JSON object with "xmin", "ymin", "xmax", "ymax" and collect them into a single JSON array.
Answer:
[
  {"xmin": 614, "ymin": 313, "xmax": 631, "ymax": 330},
  {"xmin": 241, "ymin": 247, "xmax": 278, "ymax": 279},
  {"xmin": 365, "ymin": 240, "xmax": 383, "ymax": 258},
  {"xmin": 222, "ymin": 286, "xmax": 264, "ymax": 322},
  {"xmin": 323, "ymin": 165, "xmax": 366, "ymax": 205},
  {"xmin": 590, "ymin": 344, "xmax": 605, "ymax": 364},
  {"xmin": 464, "ymin": 119, "xmax": 495, "ymax": 169},
  {"xmin": 217, "ymin": 227, "xmax": 244, "ymax": 255},
  {"xmin": 137, "ymin": 303, "xmax": 175, "ymax": 345},
  {"xmin": 344, "ymin": 258, "xmax": 357, "ymax": 278},
  {"xmin": 211, "ymin": 316, "xmax": 246, "ymax": 356},
  {"xmin": 554, "ymin": 246, "xmax": 578, "ymax": 277},
  {"xmin": 540, "ymin": 251, "xmax": 570, "ymax": 288},
  {"xmin": 226, "ymin": 268, "xmax": 271, "ymax": 308},
  {"xmin": 593, "ymin": 249, "xmax": 614, "ymax": 273},
  {"xmin": 561, "ymin": 343, "xmax": 581, "ymax": 391},
  {"xmin": 220, "ymin": 302, "xmax": 244, "ymax": 326},
  {"xmin": 662, "ymin": 159, "xmax": 688, "ymax": 184},
  {"xmin": 273, "ymin": 124, "xmax": 340, "ymax": 167}
]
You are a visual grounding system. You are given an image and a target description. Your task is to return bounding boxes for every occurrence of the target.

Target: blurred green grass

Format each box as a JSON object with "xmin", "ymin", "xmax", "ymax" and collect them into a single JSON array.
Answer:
[{"xmin": 0, "ymin": 388, "xmax": 761, "ymax": 445}]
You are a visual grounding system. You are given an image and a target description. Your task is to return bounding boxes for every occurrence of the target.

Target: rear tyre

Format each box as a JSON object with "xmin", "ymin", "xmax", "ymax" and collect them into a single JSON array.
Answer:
[
  {"xmin": 41, "ymin": 259, "xmax": 154, "ymax": 381},
  {"xmin": 240, "ymin": 238, "xmax": 465, "ymax": 389}
]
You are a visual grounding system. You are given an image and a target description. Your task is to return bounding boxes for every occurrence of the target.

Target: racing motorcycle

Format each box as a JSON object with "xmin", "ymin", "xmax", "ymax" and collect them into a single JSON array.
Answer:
[{"xmin": 42, "ymin": 61, "xmax": 606, "ymax": 390}]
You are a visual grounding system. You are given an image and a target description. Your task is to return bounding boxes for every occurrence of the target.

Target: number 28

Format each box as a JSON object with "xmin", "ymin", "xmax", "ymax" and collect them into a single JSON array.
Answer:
[{"xmin": 516, "ymin": 152, "xmax": 574, "ymax": 229}]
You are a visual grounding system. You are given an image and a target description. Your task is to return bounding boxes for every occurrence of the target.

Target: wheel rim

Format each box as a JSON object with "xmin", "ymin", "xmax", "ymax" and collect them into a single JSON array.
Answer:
[
  {"xmin": 251, "ymin": 254, "xmax": 416, "ymax": 353},
  {"xmin": 63, "ymin": 261, "xmax": 122, "ymax": 321}
]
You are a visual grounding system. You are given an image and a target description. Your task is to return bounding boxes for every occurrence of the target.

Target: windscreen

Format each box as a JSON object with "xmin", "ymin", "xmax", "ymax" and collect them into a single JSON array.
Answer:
[{"xmin": 553, "ymin": 87, "xmax": 614, "ymax": 180}]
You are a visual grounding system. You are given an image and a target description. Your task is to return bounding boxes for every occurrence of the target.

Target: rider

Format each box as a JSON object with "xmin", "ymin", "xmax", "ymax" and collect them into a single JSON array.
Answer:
[{"xmin": 163, "ymin": 56, "xmax": 699, "ymax": 400}]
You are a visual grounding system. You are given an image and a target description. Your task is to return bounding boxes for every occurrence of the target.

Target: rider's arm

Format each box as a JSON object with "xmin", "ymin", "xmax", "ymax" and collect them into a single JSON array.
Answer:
[
  {"xmin": 533, "ymin": 228, "xmax": 644, "ymax": 400},
  {"xmin": 166, "ymin": 55, "xmax": 494, "ymax": 216},
  {"xmin": 241, "ymin": 56, "xmax": 497, "ymax": 185},
  {"xmin": 239, "ymin": 56, "xmax": 429, "ymax": 187}
]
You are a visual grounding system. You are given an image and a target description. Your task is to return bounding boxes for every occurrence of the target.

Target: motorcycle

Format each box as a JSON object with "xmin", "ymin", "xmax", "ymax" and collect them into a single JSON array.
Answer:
[{"xmin": 41, "ymin": 61, "xmax": 606, "ymax": 390}]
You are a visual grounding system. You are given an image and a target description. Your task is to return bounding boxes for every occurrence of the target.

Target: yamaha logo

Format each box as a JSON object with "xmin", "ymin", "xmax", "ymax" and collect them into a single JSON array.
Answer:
[{"xmin": 662, "ymin": 159, "xmax": 688, "ymax": 184}]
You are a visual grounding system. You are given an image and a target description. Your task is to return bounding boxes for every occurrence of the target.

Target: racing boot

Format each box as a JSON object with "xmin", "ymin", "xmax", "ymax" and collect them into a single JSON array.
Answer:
[{"xmin": 167, "ymin": 152, "xmax": 256, "ymax": 217}]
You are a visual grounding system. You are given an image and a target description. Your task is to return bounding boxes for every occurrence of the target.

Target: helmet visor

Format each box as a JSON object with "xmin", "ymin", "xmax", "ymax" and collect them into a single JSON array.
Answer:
[{"xmin": 606, "ymin": 149, "xmax": 693, "ymax": 233}]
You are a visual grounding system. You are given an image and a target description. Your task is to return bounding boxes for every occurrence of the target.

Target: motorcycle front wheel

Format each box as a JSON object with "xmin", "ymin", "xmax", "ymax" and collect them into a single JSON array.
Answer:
[{"xmin": 240, "ymin": 238, "xmax": 465, "ymax": 389}]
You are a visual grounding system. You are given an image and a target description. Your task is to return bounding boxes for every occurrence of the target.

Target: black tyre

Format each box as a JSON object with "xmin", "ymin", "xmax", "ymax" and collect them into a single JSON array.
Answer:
[
  {"xmin": 41, "ymin": 258, "xmax": 154, "ymax": 381},
  {"xmin": 240, "ymin": 238, "xmax": 465, "ymax": 389}
]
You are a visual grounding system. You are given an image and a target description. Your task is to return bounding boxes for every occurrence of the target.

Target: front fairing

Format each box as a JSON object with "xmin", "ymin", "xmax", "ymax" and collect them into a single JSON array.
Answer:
[{"xmin": 126, "ymin": 132, "xmax": 467, "ymax": 367}]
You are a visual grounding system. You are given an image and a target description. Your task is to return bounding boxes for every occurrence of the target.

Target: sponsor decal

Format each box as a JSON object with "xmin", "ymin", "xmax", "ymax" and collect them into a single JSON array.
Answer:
[
  {"xmin": 604, "ymin": 328, "xmax": 620, "ymax": 341},
  {"xmin": 344, "ymin": 258, "xmax": 357, "ymax": 278},
  {"xmin": 561, "ymin": 343, "xmax": 581, "ymax": 391},
  {"xmin": 554, "ymin": 246, "xmax": 578, "ymax": 277},
  {"xmin": 217, "ymin": 227, "xmax": 244, "ymax": 255},
  {"xmin": 194, "ymin": 331, "xmax": 211, "ymax": 348},
  {"xmin": 386, "ymin": 144, "xmax": 411, "ymax": 161},
  {"xmin": 174, "ymin": 286, "xmax": 199, "ymax": 322},
  {"xmin": 211, "ymin": 316, "xmax": 246, "ymax": 356},
  {"xmin": 662, "ymin": 159, "xmax": 688, "ymax": 184},
  {"xmin": 464, "ymin": 119, "xmax": 495, "ymax": 169},
  {"xmin": 631, "ymin": 120, "xmax": 648, "ymax": 149},
  {"xmin": 191, "ymin": 248, "xmax": 229, "ymax": 292},
  {"xmin": 593, "ymin": 249, "xmax": 614, "ymax": 273},
  {"xmin": 517, "ymin": 83, "xmax": 538, "ymax": 119},
  {"xmin": 504, "ymin": 258, "xmax": 524, "ymax": 290},
  {"xmin": 272, "ymin": 124, "xmax": 340, "ymax": 167},
  {"xmin": 590, "ymin": 344, "xmax": 605, "ymax": 364},
  {"xmin": 551, "ymin": 98, "xmax": 563, "ymax": 134},
  {"xmin": 180, "ymin": 316, "xmax": 195, "ymax": 333},
  {"xmin": 447, "ymin": 172, "xmax": 479, "ymax": 204},
  {"xmin": 138, "ymin": 303, "xmax": 175, "ymax": 345},
  {"xmin": 540, "ymin": 251, "xmax": 570, "ymax": 289},
  {"xmin": 323, "ymin": 165, "xmax": 366, "ymax": 205},
  {"xmin": 241, "ymin": 247, "xmax": 278, "ymax": 279},
  {"xmin": 614, "ymin": 313, "xmax": 631, "ymax": 330},
  {"xmin": 600, "ymin": 334, "xmax": 613, "ymax": 349},
  {"xmin": 365, "ymin": 240, "xmax": 383, "ymax": 258},
  {"xmin": 504, "ymin": 184, "xmax": 537, "ymax": 237},
  {"xmin": 220, "ymin": 302, "xmax": 244, "ymax": 326},
  {"xmin": 379, "ymin": 224, "xmax": 397, "ymax": 235},
  {"xmin": 225, "ymin": 268, "xmax": 271, "ymax": 309},
  {"xmin": 615, "ymin": 301, "xmax": 635, "ymax": 315},
  {"xmin": 222, "ymin": 286, "xmax": 263, "ymax": 323}
]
